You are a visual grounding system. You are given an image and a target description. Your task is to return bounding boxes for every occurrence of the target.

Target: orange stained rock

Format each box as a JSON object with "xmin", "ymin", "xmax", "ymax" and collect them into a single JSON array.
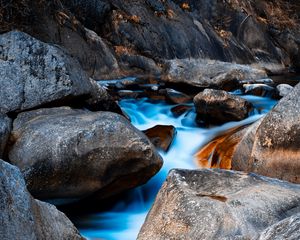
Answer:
[
  {"xmin": 129, "ymin": 15, "xmax": 141, "ymax": 24},
  {"xmin": 195, "ymin": 125, "xmax": 248, "ymax": 170},
  {"xmin": 181, "ymin": 3, "xmax": 190, "ymax": 11}
]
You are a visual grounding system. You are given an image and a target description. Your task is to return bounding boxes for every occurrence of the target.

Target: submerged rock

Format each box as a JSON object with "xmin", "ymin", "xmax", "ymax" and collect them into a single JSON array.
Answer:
[
  {"xmin": 0, "ymin": 159, "xmax": 82, "ymax": 240},
  {"xmin": 0, "ymin": 31, "xmax": 92, "ymax": 113},
  {"xmin": 8, "ymin": 107, "xmax": 163, "ymax": 200},
  {"xmin": 194, "ymin": 89, "xmax": 253, "ymax": 124},
  {"xmin": 162, "ymin": 59, "xmax": 267, "ymax": 90},
  {"xmin": 143, "ymin": 125, "xmax": 177, "ymax": 152},
  {"xmin": 0, "ymin": 113, "xmax": 11, "ymax": 158},
  {"xmin": 138, "ymin": 169, "xmax": 300, "ymax": 240},
  {"xmin": 231, "ymin": 83, "xmax": 300, "ymax": 183}
]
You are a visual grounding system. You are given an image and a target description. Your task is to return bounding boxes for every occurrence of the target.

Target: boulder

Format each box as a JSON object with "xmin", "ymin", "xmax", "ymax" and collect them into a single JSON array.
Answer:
[
  {"xmin": 232, "ymin": 83, "xmax": 300, "ymax": 183},
  {"xmin": 171, "ymin": 105, "xmax": 192, "ymax": 117},
  {"xmin": 257, "ymin": 213, "xmax": 300, "ymax": 240},
  {"xmin": 194, "ymin": 89, "xmax": 253, "ymax": 124},
  {"xmin": 243, "ymin": 83, "xmax": 274, "ymax": 97},
  {"xmin": 143, "ymin": 125, "xmax": 177, "ymax": 152},
  {"xmin": 0, "ymin": 31, "xmax": 92, "ymax": 113},
  {"xmin": 0, "ymin": 113, "xmax": 11, "ymax": 158},
  {"xmin": 165, "ymin": 88, "xmax": 192, "ymax": 104},
  {"xmin": 138, "ymin": 169, "xmax": 300, "ymax": 240},
  {"xmin": 162, "ymin": 59, "xmax": 267, "ymax": 90},
  {"xmin": 84, "ymin": 78, "xmax": 123, "ymax": 114},
  {"xmin": 8, "ymin": 107, "xmax": 163, "ymax": 200},
  {"xmin": 0, "ymin": 159, "xmax": 82, "ymax": 240},
  {"xmin": 275, "ymin": 84, "xmax": 294, "ymax": 98}
]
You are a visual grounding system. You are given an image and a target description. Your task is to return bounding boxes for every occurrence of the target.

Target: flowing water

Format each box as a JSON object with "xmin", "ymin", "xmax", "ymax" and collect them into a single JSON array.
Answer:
[{"xmin": 72, "ymin": 94, "xmax": 277, "ymax": 240}]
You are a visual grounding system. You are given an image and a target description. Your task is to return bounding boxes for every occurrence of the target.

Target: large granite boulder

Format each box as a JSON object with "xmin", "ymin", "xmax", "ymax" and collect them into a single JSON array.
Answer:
[
  {"xmin": 8, "ymin": 107, "xmax": 163, "ymax": 200},
  {"xmin": 162, "ymin": 59, "xmax": 267, "ymax": 89},
  {"xmin": 258, "ymin": 213, "xmax": 300, "ymax": 240},
  {"xmin": 0, "ymin": 159, "xmax": 82, "ymax": 240},
  {"xmin": 0, "ymin": 113, "xmax": 11, "ymax": 158},
  {"xmin": 232, "ymin": 83, "xmax": 300, "ymax": 183},
  {"xmin": 194, "ymin": 89, "xmax": 253, "ymax": 124},
  {"xmin": 0, "ymin": 31, "xmax": 92, "ymax": 113},
  {"xmin": 138, "ymin": 169, "xmax": 300, "ymax": 240}
]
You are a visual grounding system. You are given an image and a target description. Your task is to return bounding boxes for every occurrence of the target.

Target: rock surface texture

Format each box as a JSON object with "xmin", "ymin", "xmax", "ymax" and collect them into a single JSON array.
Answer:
[
  {"xmin": 162, "ymin": 59, "xmax": 267, "ymax": 89},
  {"xmin": 143, "ymin": 125, "xmax": 177, "ymax": 152},
  {"xmin": 0, "ymin": 113, "xmax": 11, "ymax": 158},
  {"xmin": 3, "ymin": 0, "xmax": 300, "ymax": 78},
  {"xmin": 8, "ymin": 107, "xmax": 163, "ymax": 200},
  {"xmin": 0, "ymin": 159, "xmax": 83, "ymax": 240},
  {"xmin": 232, "ymin": 83, "xmax": 300, "ymax": 183},
  {"xmin": 194, "ymin": 89, "xmax": 253, "ymax": 124},
  {"xmin": 257, "ymin": 213, "xmax": 300, "ymax": 240},
  {"xmin": 138, "ymin": 169, "xmax": 300, "ymax": 240},
  {"xmin": 0, "ymin": 31, "xmax": 92, "ymax": 113}
]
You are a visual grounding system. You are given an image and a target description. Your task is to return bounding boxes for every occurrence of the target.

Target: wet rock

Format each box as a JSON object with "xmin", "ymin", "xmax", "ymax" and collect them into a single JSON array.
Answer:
[
  {"xmin": 0, "ymin": 159, "xmax": 82, "ymax": 240},
  {"xmin": 162, "ymin": 59, "xmax": 267, "ymax": 90},
  {"xmin": 171, "ymin": 105, "xmax": 192, "ymax": 117},
  {"xmin": 257, "ymin": 213, "xmax": 300, "ymax": 240},
  {"xmin": 8, "ymin": 107, "xmax": 163, "ymax": 200},
  {"xmin": 0, "ymin": 113, "xmax": 11, "ymax": 158},
  {"xmin": 0, "ymin": 31, "xmax": 92, "ymax": 114},
  {"xmin": 194, "ymin": 89, "xmax": 253, "ymax": 124},
  {"xmin": 195, "ymin": 124, "xmax": 250, "ymax": 169},
  {"xmin": 275, "ymin": 84, "xmax": 293, "ymax": 98},
  {"xmin": 138, "ymin": 169, "xmax": 300, "ymax": 240},
  {"xmin": 117, "ymin": 90, "xmax": 143, "ymax": 99},
  {"xmin": 143, "ymin": 125, "xmax": 177, "ymax": 152},
  {"xmin": 243, "ymin": 83, "xmax": 274, "ymax": 97},
  {"xmin": 231, "ymin": 83, "xmax": 300, "ymax": 183},
  {"xmin": 165, "ymin": 89, "xmax": 192, "ymax": 104}
]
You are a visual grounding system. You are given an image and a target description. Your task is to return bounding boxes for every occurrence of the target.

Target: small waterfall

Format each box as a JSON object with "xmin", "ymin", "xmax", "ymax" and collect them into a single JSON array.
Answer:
[{"xmin": 73, "ymin": 95, "xmax": 277, "ymax": 240}]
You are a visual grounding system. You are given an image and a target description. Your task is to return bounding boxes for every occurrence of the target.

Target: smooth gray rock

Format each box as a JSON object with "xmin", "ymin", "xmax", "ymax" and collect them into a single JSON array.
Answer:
[
  {"xmin": 243, "ymin": 83, "xmax": 274, "ymax": 97},
  {"xmin": 8, "ymin": 107, "xmax": 163, "ymax": 200},
  {"xmin": 257, "ymin": 213, "xmax": 300, "ymax": 240},
  {"xmin": 276, "ymin": 84, "xmax": 293, "ymax": 98},
  {"xmin": 0, "ymin": 159, "xmax": 82, "ymax": 240},
  {"xmin": 0, "ymin": 31, "xmax": 92, "ymax": 113},
  {"xmin": 0, "ymin": 113, "xmax": 11, "ymax": 158},
  {"xmin": 232, "ymin": 82, "xmax": 300, "ymax": 183},
  {"xmin": 138, "ymin": 169, "xmax": 300, "ymax": 240},
  {"xmin": 194, "ymin": 89, "xmax": 253, "ymax": 124},
  {"xmin": 162, "ymin": 59, "xmax": 267, "ymax": 89}
]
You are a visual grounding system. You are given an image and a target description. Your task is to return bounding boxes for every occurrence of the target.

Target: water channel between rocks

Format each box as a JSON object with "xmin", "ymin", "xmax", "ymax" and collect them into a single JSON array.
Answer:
[{"xmin": 68, "ymin": 90, "xmax": 278, "ymax": 240}]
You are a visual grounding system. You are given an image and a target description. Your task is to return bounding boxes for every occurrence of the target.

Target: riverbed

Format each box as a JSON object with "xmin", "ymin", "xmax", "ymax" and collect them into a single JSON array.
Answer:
[{"xmin": 68, "ymin": 92, "xmax": 277, "ymax": 240}]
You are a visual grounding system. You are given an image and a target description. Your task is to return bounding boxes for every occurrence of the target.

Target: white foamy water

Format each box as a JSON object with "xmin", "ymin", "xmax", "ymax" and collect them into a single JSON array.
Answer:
[{"xmin": 75, "ymin": 95, "xmax": 277, "ymax": 240}]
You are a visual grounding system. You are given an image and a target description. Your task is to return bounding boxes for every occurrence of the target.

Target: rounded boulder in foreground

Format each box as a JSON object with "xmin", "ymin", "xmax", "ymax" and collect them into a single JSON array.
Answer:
[{"xmin": 8, "ymin": 107, "xmax": 163, "ymax": 200}]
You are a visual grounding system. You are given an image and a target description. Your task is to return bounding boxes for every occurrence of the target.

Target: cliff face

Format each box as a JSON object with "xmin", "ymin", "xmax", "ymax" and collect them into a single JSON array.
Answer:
[{"xmin": 1, "ymin": 0, "xmax": 299, "ymax": 78}]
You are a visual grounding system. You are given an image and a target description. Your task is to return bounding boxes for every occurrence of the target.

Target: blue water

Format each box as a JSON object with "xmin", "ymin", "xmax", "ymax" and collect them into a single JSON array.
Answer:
[{"xmin": 75, "ymin": 95, "xmax": 277, "ymax": 240}]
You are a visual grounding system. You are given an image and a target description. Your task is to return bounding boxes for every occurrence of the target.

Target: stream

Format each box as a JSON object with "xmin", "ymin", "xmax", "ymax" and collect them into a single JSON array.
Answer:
[{"xmin": 68, "ymin": 92, "xmax": 277, "ymax": 240}]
